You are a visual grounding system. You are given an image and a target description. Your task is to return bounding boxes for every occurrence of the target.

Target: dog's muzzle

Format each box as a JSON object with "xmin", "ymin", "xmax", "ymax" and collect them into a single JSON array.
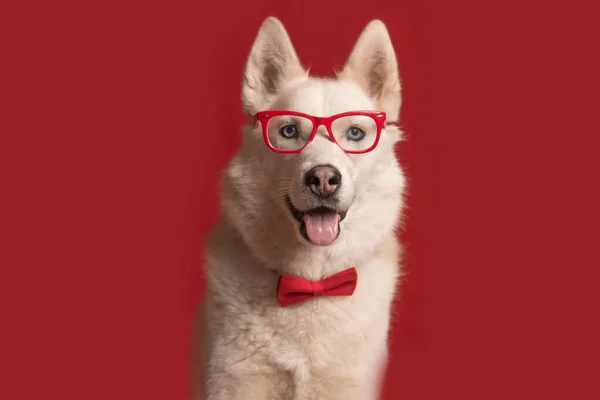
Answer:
[{"xmin": 285, "ymin": 195, "xmax": 347, "ymax": 245}]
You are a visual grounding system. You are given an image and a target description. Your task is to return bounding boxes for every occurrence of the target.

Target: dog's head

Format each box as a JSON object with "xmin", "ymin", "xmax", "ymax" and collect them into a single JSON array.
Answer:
[{"xmin": 221, "ymin": 17, "xmax": 405, "ymax": 272}]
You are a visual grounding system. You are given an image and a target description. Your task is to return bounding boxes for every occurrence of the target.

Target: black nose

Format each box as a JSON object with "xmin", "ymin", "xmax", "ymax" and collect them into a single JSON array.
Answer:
[{"xmin": 304, "ymin": 164, "xmax": 342, "ymax": 198}]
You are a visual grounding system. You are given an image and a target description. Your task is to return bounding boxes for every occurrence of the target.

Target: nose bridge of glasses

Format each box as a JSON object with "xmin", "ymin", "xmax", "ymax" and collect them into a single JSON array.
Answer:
[{"xmin": 311, "ymin": 116, "xmax": 335, "ymax": 142}]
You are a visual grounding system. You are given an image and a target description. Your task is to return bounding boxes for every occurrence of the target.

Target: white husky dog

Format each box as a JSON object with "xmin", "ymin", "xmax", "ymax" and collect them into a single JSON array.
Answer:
[{"xmin": 196, "ymin": 16, "xmax": 406, "ymax": 400}]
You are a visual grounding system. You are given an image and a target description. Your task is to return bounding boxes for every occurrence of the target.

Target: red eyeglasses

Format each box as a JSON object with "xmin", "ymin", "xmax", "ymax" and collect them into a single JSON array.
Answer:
[{"xmin": 254, "ymin": 110, "xmax": 395, "ymax": 154}]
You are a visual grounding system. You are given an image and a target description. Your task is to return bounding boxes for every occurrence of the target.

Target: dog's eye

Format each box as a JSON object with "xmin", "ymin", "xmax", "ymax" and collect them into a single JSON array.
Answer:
[
  {"xmin": 347, "ymin": 126, "xmax": 366, "ymax": 141},
  {"xmin": 279, "ymin": 124, "xmax": 299, "ymax": 139}
]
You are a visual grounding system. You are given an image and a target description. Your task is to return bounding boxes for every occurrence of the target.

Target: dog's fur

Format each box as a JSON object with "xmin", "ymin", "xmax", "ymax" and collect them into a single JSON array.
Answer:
[{"xmin": 195, "ymin": 17, "xmax": 406, "ymax": 400}]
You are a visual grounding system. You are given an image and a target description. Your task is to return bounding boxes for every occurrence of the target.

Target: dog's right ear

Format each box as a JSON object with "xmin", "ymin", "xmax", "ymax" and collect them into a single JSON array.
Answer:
[
  {"xmin": 338, "ymin": 20, "xmax": 401, "ymax": 122},
  {"xmin": 241, "ymin": 17, "xmax": 307, "ymax": 116}
]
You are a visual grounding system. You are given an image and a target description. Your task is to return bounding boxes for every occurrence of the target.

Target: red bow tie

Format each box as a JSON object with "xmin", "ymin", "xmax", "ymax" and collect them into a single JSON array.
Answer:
[{"xmin": 276, "ymin": 267, "xmax": 358, "ymax": 307}]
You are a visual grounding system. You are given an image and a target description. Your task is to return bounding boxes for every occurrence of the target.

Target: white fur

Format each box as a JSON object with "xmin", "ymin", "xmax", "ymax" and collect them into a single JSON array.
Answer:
[{"xmin": 195, "ymin": 17, "xmax": 406, "ymax": 400}]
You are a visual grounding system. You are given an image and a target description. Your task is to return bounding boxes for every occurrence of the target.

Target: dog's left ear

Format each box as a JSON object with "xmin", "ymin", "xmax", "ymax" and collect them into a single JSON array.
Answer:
[
  {"xmin": 242, "ymin": 17, "xmax": 307, "ymax": 116},
  {"xmin": 338, "ymin": 20, "xmax": 401, "ymax": 121}
]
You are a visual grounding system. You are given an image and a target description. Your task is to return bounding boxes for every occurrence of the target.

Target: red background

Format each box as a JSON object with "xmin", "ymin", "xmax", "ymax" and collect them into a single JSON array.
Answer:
[{"xmin": 2, "ymin": 0, "xmax": 599, "ymax": 399}]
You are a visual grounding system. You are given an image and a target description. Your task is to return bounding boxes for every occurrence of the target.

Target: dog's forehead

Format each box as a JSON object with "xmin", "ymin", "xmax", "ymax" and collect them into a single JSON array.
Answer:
[{"xmin": 281, "ymin": 79, "xmax": 375, "ymax": 116}]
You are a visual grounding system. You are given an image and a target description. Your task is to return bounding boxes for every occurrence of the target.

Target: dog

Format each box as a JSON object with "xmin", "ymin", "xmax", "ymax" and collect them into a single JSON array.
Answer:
[{"xmin": 195, "ymin": 16, "xmax": 406, "ymax": 400}]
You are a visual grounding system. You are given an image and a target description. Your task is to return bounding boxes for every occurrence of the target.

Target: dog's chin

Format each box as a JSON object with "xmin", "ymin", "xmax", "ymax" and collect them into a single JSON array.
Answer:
[{"xmin": 285, "ymin": 195, "xmax": 348, "ymax": 246}]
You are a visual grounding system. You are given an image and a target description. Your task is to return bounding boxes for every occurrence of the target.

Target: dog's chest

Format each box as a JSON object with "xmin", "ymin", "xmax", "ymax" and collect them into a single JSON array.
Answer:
[
  {"xmin": 257, "ymin": 289, "xmax": 388, "ymax": 382},
  {"xmin": 212, "ymin": 241, "xmax": 400, "ymax": 383}
]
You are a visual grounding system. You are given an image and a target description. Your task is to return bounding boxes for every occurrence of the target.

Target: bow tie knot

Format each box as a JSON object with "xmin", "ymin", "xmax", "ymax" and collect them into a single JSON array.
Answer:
[
  {"xmin": 311, "ymin": 280, "xmax": 325, "ymax": 296},
  {"xmin": 276, "ymin": 267, "xmax": 358, "ymax": 307}
]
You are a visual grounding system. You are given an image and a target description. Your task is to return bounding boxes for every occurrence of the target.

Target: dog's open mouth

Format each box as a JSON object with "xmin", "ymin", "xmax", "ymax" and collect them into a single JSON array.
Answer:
[{"xmin": 285, "ymin": 196, "xmax": 347, "ymax": 245}]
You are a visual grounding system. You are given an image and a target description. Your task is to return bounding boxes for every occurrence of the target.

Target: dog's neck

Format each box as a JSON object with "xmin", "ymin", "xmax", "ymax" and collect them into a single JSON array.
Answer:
[{"xmin": 275, "ymin": 248, "xmax": 357, "ymax": 280}]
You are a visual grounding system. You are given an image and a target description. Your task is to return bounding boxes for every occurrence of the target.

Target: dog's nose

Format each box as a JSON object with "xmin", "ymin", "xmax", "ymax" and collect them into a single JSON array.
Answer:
[{"xmin": 304, "ymin": 165, "xmax": 342, "ymax": 198}]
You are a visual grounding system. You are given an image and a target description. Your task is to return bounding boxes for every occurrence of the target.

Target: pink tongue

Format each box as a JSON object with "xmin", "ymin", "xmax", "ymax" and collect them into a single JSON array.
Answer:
[{"xmin": 303, "ymin": 211, "xmax": 340, "ymax": 245}]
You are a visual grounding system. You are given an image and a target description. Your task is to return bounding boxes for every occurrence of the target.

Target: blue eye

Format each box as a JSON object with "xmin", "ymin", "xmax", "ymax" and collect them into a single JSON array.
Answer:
[
  {"xmin": 347, "ymin": 126, "xmax": 366, "ymax": 141},
  {"xmin": 280, "ymin": 124, "xmax": 298, "ymax": 139}
]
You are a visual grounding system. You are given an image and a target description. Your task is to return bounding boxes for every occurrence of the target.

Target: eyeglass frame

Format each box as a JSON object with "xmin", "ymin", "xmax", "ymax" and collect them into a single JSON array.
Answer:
[{"xmin": 254, "ymin": 110, "xmax": 397, "ymax": 154}]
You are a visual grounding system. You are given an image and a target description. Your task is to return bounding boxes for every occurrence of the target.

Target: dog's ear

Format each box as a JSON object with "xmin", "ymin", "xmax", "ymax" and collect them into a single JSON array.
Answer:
[
  {"xmin": 338, "ymin": 20, "xmax": 401, "ymax": 121},
  {"xmin": 242, "ymin": 17, "xmax": 307, "ymax": 116}
]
